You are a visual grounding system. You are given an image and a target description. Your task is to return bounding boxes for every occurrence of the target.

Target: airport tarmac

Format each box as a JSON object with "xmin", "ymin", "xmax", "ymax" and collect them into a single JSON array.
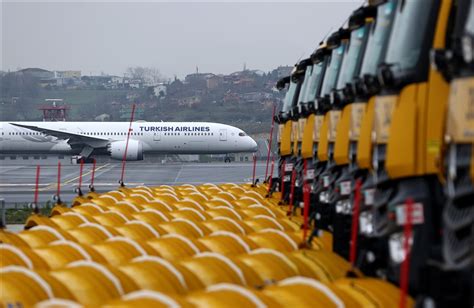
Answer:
[{"xmin": 0, "ymin": 162, "xmax": 274, "ymax": 207}]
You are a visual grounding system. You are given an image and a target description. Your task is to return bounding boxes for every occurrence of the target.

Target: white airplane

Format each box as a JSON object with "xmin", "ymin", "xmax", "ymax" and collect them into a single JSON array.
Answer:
[{"xmin": 0, "ymin": 121, "xmax": 258, "ymax": 161}]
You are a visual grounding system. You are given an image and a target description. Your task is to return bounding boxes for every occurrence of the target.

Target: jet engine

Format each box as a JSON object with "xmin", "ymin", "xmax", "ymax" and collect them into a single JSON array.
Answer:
[{"xmin": 108, "ymin": 139, "xmax": 144, "ymax": 161}]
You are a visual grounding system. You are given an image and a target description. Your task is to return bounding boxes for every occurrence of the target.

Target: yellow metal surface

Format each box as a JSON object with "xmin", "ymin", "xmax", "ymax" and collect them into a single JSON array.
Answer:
[
  {"xmin": 317, "ymin": 113, "xmax": 330, "ymax": 161},
  {"xmin": 386, "ymin": 84, "xmax": 418, "ymax": 179},
  {"xmin": 334, "ymin": 278, "xmax": 414, "ymax": 308},
  {"xmin": 301, "ymin": 114, "xmax": 315, "ymax": 159},
  {"xmin": 292, "ymin": 121, "xmax": 299, "ymax": 154},
  {"xmin": 187, "ymin": 287, "xmax": 277, "ymax": 308},
  {"xmin": 416, "ymin": 83, "xmax": 429, "ymax": 176},
  {"xmin": 263, "ymin": 280, "xmax": 343, "ymax": 307},
  {"xmin": 357, "ymin": 97, "xmax": 375, "ymax": 169},
  {"xmin": 334, "ymin": 104, "xmax": 351, "ymax": 165},
  {"xmin": 280, "ymin": 121, "xmax": 293, "ymax": 156},
  {"xmin": 0, "ymin": 230, "xmax": 29, "ymax": 247},
  {"xmin": 432, "ymin": 0, "xmax": 453, "ymax": 50},
  {"xmin": 277, "ymin": 124, "xmax": 283, "ymax": 143},
  {"xmin": 425, "ymin": 0, "xmax": 453, "ymax": 177},
  {"xmin": 0, "ymin": 183, "xmax": 414, "ymax": 307}
]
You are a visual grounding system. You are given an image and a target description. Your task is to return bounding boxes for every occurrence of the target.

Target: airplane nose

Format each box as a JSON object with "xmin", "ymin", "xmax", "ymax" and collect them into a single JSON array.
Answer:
[{"xmin": 249, "ymin": 138, "xmax": 258, "ymax": 152}]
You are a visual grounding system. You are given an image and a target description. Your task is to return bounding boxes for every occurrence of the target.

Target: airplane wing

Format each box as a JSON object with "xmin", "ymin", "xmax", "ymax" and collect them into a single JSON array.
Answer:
[{"xmin": 9, "ymin": 123, "xmax": 110, "ymax": 148}]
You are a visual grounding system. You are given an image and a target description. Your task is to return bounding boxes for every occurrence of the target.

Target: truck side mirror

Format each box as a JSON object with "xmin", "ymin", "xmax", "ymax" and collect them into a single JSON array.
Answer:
[{"xmin": 430, "ymin": 48, "xmax": 453, "ymax": 81}]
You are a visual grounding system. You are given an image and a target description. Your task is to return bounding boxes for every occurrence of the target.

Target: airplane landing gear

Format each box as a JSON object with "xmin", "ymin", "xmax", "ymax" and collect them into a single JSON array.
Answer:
[{"xmin": 71, "ymin": 155, "xmax": 95, "ymax": 164}]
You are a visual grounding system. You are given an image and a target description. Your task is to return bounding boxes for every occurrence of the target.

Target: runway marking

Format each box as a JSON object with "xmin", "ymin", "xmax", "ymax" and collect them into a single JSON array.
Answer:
[
  {"xmin": 173, "ymin": 165, "xmax": 183, "ymax": 183},
  {"xmin": 64, "ymin": 163, "xmax": 111, "ymax": 185},
  {"xmin": 90, "ymin": 163, "xmax": 116, "ymax": 182},
  {"xmin": 0, "ymin": 166, "xmax": 28, "ymax": 175},
  {"xmin": 39, "ymin": 164, "xmax": 111, "ymax": 191}
]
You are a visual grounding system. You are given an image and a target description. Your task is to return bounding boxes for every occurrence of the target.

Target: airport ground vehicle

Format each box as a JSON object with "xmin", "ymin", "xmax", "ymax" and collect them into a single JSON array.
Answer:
[
  {"xmin": 430, "ymin": 0, "xmax": 474, "ymax": 304},
  {"xmin": 277, "ymin": 27, "xmax": 350, "ymax": 235},
  {"xmin": 366, "ymin": 0, "xmax": 451, "ymax": 295},
  {"xmin": 274, "ymin": 63, "xmax": 307, "ymax": 204},
  {"xmin": 321, "ymin": 5, "xmax": 374, "ymax": 260},
  {"xmin": 310, "ymin": 28, "xmax": 350, "ymax": 234},
  {"xmin": 273, "ymin": 0, "xmax": 473, "ymax": 305},
  {"xmin": 294, "ymin": 45, "xmax": 331, "ymax": 223},
  {"xmin": 348, "ymin": 0, "xmax": 398, "ymax": 276}
]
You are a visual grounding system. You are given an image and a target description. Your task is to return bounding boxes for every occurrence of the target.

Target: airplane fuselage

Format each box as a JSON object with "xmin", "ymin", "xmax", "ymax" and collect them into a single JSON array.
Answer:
[{"xmin": 0, "ymin": 122, "xmax": 258, "ymax": 156}]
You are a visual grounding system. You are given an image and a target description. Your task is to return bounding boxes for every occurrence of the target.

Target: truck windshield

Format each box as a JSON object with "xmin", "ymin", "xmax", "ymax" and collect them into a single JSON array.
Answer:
[
  {"xmin": 466, "ymin": 1, "xmax": 474, "ymax": 34},
  {"xmin": 282, "ymin": 81, "xmax": 298, "ymax": 113},
  {"xmin": 384, "ymin": 0, "xmax": 437, "ymax": 75},
  {"xmin": 306, "ymin": 60, "xmax": 327, "ymax": 102},
  {"xmin": 359, "ymin": 0, "xmax": 397, "ymax": 76},
  {"xmin": 320, "ymin": 43, "xmax": 346, "ymax": 97},
  {"xmin": 336, "ymin": 25, "xmax": 369, "ymax": 89},
  {"xmin": 298, "ymin": 66, "xmax": 313, "ymax": 105}
]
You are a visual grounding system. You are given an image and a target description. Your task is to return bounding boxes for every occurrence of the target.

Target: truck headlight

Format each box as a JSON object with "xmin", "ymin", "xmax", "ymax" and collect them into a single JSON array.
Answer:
[
  {"xmin": 359, "ymin": 211, "xmax": 374, "ymax": 236},
  {"xmin": 336, "ymin": 199, "xmax": 352, "ymax": 214},
  {"xmin": 363, "ymin": 188, "xmax": 375, "ymax": 206},
  {"xmin": 319, "ymin": 191, "xmax": 330, "ymax": 204},
  {"xmin": 388, "ymin": 232, "xmax": 413, "ymax": 264}
]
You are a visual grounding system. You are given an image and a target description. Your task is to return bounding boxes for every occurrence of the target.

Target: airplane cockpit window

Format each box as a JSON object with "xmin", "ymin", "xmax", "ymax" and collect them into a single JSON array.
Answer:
[{"xmin": 239, "ymin": 132, "xmax": 246, "ymax": 137}]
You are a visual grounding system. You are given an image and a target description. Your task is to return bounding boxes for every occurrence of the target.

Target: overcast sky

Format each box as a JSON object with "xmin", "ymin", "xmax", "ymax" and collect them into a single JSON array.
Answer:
[{"xmin": 2, "ymin": 1, "xmax": 361, "ymax": 78}]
